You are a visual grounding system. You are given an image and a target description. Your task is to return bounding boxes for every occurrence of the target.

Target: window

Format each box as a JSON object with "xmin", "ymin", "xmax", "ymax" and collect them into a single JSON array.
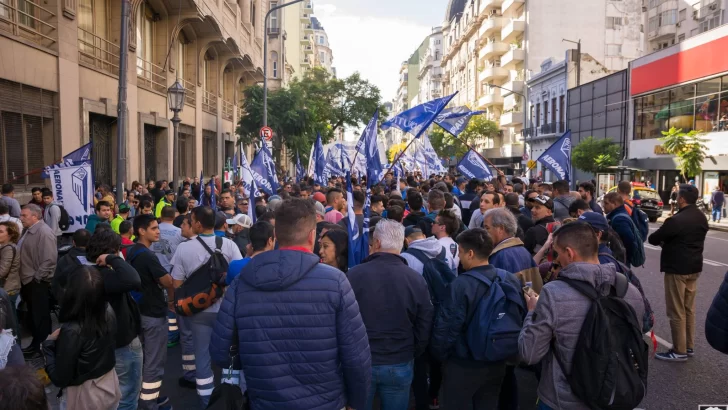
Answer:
[
  {"xmin": 136, "ymin": 1, "xmax": 154, "ymax": 76},
  {"xmin": 660, "ymin": 9, "xmax": 677, "ymax": 26},
  {"xmin": 679, "ymin": 8, "xmax": 686, "ymax": 21},
  {"xmin": 543, "ymin": 101, "xmax": 549, "ymax": 125},
  {"xmin": 435, "ymin": 50, "xmax": 440, "ymax": 60},
  {"xmin": 270, "ymin": 2, "xmax": 278, "ymax": 29},
  {"xmin": 202, "ymin": 131, "xmax": 217, "ymax": 176},
  {"xmin": 250, "ymin": 0, "xmax": 255, "ymax": 26},
  {"xmin": 552, "ymin": 97, "xmax": 557, "ymax": 125},
  {"xmin": 319, "ymin": 51, "xmax": 325, "ymax": 64},
  {"xmin": 606, "ymin": 44, "xmax": 622, "ymax": 56},
  {"xmin": 271, "ymin": 51, "xmax": 278, "ymax": 78},
  {"xmin": 635, "ymin": 84, "xmax": 699, "ymax": 140},
  {"xmin": 606, "ymin": 16, "xmax": 623, "ymax": 29},
  {"xmin": 318, "ymin": 35, "xmax": 324, "ymax": 45},
  {"xmin": 536, "ymin": 103, "xmax": 541, "ymax": 127},
  {"xmin": 678, "ymin": 33, "xmax": 685, "ymax": 42},
  {"xmin": 530, "ymin": 105, "xmax": 535, "ymax": 127},
  {"xmin": 177, "ymin": 34, "xmax": 186, "ymax": 81},
  {"xmin": 694, "ymin": 77, "xmax": 720, "ymax": 129}
]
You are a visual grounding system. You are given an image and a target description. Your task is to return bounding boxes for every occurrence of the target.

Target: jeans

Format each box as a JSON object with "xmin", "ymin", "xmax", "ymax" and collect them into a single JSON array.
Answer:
[
  {"xmin": 116, "ymin": 337, "xmax": 144, "ymax": 410},
  {"xmin": 365, "ymin": 361, "xmax": 414, "ymax": 410},
  {"xmin": 713, "ymin": 207, "xmax": 722, "ymax": 222},
  {"xmin": 664, "ymin": 272, "xmax": 700, "ymax": 354},
  {"xmin": 189, "ymin": 312, "xmax": 217, "ymax": 408},
  {"xmin": 440, "ymin": 360, "xmax": 506, "ymax": 410}
]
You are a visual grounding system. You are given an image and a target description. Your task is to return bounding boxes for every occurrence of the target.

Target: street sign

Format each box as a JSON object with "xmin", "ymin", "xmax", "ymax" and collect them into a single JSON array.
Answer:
[
  {"xmin": 527, "ymin": 160, "xmax": 537, "ymax": 170},
  {"xmin": 260, "ymin": 126, "xmax": 273, "ymax": 141}
]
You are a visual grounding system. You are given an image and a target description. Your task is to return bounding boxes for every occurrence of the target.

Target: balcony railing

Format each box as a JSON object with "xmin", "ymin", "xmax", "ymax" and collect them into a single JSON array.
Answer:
[
  {"xmin": 267, "ymin": 27, "xmax": 280, "ymax": 36},
  {"xmin": 0, "ymin": 0, "xmax": 56, "ymax": 47},
  {"xmin": 523, "ymin": 122, "xmax": 566, "ymax": 139},
  {"xmin": 222, "ymin": 99, "xmax": 234, "ymax": 121},
  {"xmin": 183, "ymin": 78, "xmax": 196, "ymax": 106},
  {"xmin": 202, "ymin": 89, "xmax": 217, "ymax": 115},
  {"xmin": 136, "ymin": 57, "xmax": 166, "ymax": 93},
  {"xmin": 78, "ymin": 28, "xmax": 120, "ymax": 75}
]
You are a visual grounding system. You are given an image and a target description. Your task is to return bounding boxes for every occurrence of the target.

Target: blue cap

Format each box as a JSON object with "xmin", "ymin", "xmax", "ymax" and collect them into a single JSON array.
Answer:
[{"xmin": 578, "ymin": 211, "xmax": 609, "ymax": 232}]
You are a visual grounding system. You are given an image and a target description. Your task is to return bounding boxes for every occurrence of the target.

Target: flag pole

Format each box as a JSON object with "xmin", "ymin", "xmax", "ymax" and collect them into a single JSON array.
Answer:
[
  {"xmin": 453, "ymin": 139, "xmax": 505, "ymax": 177},
  {"xmin": 379, "ymin": 137, "xmax": 418, "ymax": 184}
]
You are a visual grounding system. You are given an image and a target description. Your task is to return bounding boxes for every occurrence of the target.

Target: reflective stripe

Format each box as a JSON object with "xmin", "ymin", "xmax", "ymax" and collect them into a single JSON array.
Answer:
[
  {"xmin": 139, "ymin": 392, "xmax": 161, "ymax": 401},
  {"xmin": 197, "ymin": 388, "xmax": 214, "ymax": 396},
  {"xmin": 182, "ymin": 355, "xmax": 195, "ymax": 360},
  {"xmin": 182, "ymin": 364, "xmax": 196, "ymax": 370},
  {"xmin": 168, "ymin": 326, "xmax": 179, "ymax": 331},
  {"xmin": 142, "ymin": 381, "xmax": 162, "ymax": 389},
  {"xmin": 196, "ymin": 376, "xmax": 215, "ymax": 385},
  {"xmin": 168, "ymin": 318, "xmax": 177, "ymax": 324}
]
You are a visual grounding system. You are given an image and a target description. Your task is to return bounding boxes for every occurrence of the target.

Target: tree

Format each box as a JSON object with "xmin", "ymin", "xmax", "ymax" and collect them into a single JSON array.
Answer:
[
  {"xmin": 659, "ymin": 127, "xmax": 709, "ymax": 182},
  {"xmin": 572, "ymin": 136, "xmax": 621, "ymax": 174},
  {"xmin": 428, "ymin": 116, "xmax": 500, "ymax": 159},
  {"xmin": 387, "ymin": 142, "xmax": 409, "ymax": 163}
]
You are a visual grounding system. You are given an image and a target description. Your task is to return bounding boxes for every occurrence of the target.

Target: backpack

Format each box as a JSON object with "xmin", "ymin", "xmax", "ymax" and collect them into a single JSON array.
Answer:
[
  {"xmin": 54, "ymin": 204, "xmax": 70, "ymax": 231},
  {"xmin": 126, "ymin": 245, "xmax": 153, "ymax": 304},
  {"xmin": 555, "ymin": 274, "xmax": 649, "ymax": 410},
  {"xmin": 405, "ymin": 247, "xmax": 456, "ymax": 308},
  {"xmin": 174, "ymin": 236, "xmax": 229, "ymax": 316},
  {"xmin": 599, "ymin": 253, "xmax": 655, "ymax": 334},
  {"xmin": 629, "ymin": 205, "xmax": 649, "ymax": 242},
  {"xmin": 465, "ymin": 269, "xmax": 527, "ymax": 362},
  {"xmin": 612, "ymin": 213, "xmax": 646, "ymax": 267}
]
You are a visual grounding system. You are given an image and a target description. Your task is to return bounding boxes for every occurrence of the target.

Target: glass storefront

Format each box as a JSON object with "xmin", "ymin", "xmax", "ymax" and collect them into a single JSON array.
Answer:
[{"xmin": 634, "ymin": 74, "xmax": 728, "ymax": 139}]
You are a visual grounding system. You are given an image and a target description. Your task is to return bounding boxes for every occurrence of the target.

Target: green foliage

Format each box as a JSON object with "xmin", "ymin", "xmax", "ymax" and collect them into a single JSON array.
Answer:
[
  {"xmin": 659, "ymin": 127, "xmax": 709, "ymax": 182},
  {"xmin": 236, "ymin": 67, "xmax": 387, "ymax": 164},
  {"xmin": 428, "ymin": 116, "xmax": 500, "ymax": 160},
  {"xmin": 572, "ymin": 136, "xmax": 621, "ymax": 174}
]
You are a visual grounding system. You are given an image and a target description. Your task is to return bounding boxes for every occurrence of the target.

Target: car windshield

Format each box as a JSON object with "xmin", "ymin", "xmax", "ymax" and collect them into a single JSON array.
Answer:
[{"xmin": 633, "ymin": 189, "xmax": 660, "ymax": 200}]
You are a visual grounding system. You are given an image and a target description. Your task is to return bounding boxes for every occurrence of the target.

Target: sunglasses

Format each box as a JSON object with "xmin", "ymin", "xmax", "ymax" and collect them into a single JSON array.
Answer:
[
  {"xmin": 526, "ymin": 198, "xmax": 537, "ymax": 202},
  {"xmin": 241, "ymin": 202, "xmax": 249, "ymax": 206}
]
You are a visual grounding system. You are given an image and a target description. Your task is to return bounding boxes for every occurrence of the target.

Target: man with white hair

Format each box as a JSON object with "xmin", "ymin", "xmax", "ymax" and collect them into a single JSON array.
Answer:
[{"xmin": 347, "ymin": 219, "xmax": 434, "ymax": 410}]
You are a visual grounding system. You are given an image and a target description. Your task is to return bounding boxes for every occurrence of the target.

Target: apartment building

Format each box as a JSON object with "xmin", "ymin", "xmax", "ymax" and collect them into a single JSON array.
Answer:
[
  {"xmin": 311, "ymin": 16, "xmax": 334, "ymax": 76},
  {"xmin": 441, "ymin": 0, "xmax": 644, "ymax": 174},
  {"xmin": 266, "ymin": 0, "xmax": 288, "ymax": 90},
  {"xmin": 283, "ymin": 0, "xmax": 314, "ymax": 80},
  {"xmin": 417, "ymin": 26, "xmax": 444, "ymax": 104},
  {"xmin": 644, "ymin": 0, "xmax": 726, "ymax": 52},
  {"xmin": 0, "ymin": 0, "xmax": 268, "ymax": 191}
]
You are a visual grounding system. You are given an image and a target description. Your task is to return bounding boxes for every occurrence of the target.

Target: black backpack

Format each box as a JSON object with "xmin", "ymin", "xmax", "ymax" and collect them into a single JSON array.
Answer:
[
  {"xmin": 599, "ymin": 253, "xmax": 655, "ymax": 334},
  {"xmin": 555, "ymin": 274, "xmax": 649, "ymax": 410},
  {"xmin": 55, "ymin": 204, "xmax": 70, "ymax": 231},
  {"xmin": 405, "ymin": 247, "xmax": 456, "ymax": 309},
  {"xmin": 174, "ymin": 236, "xmax": 229, "ymax": 316}
]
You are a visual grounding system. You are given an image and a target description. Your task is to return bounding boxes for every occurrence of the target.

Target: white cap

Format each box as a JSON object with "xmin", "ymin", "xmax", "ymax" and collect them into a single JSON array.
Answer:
[{"xmin": 226, "ymin": 213, "xmax": 253, "ymax": 228}]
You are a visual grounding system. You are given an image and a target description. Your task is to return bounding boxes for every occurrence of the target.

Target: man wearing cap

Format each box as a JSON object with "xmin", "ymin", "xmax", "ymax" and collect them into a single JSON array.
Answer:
[
  {"xmin": 312, "ymin": 191, "xmax": 326, "ymax": 206},
  {"xmin": 453, "ymin": 177, "xmax": 466, "ymax": 197},
  {"xmin": 523, "ymin": 195, "xmax": 558, "ymax": 255},
  {"xmin": 227, "ymin": 214, "xmax": 253, "ymax": 256},
  {"xmin": 111, "ymin": 203, "xmax": 131, "ymax": 235},
  {"xmin": 578, "ymin": 212, "xmax": 627, "ymax": 264},
  {"xmin": 155, "ymin": 189, "xmax": 175, "ymax": 218},
  {"xmin": 214, "ymin": 211, "xmax": 229, "ymax": 237}
]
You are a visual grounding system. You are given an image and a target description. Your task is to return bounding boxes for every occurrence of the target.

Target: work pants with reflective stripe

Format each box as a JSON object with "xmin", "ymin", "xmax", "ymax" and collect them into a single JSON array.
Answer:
[
  {"xmin": 189, "ymin": 311, "xmax": 217, "ymax": 408},
  {"xmin": 138, "ymin": 315, "xmax": 168, "ymax": 410},
  {"xmin": 178, "ymin": 314, "xmax": 196, "ymax": 382}
]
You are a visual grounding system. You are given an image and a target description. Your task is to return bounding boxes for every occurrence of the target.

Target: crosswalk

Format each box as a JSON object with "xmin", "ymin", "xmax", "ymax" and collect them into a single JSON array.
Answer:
[{"xmin": 644, "ymin": 243, "xmax": 728, "ymax": 267}]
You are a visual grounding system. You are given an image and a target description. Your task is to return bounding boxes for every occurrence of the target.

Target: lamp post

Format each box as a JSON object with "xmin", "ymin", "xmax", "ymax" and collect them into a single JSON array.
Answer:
[
  {"xmin": 562, "ymin": 38, "xmax": 581, "ymax": 87},
  {"xmin": 263, "ymin": 0, "xmax": 303, "ymax": 127},
  {"xmin": 168, "ymin": 80, "xmax": 185, "ymax": 192}
]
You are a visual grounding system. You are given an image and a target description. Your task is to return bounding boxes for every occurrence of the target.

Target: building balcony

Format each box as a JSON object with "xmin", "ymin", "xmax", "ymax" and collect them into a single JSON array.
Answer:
[
  {"xmin": 0, "ymin": 0, "xmax": 57, "ymax": 48},
  {"xmin": 501, "ymin": 0, "xmax": 525, "ymax": 15},
  {"xmin": 300, "ymin": 10, "xmax": 311, "ymax": 22},
  {"xmin": 501, "ymin": 19, "xmax": 525, "ymax": 43},
  {"xmin": 303, "ymin": 24, "xmax": 313, "ymax": 33},
  {"xmin": 478, "ymin": 91, "xmax": 504, "ymax": 108},
  {"xmin": 479, "ymin": 66, "xmax": 509, "ymax": 82},
  {"xmin": 479, "ymin": 40, "xmax": 509, "ymax": 61},
  {"xmin": 222, "ymin": 99, "xmax": 234, "ymax": 121},
  {"xmin": 303, "ymin": 44, "xmax": 313, "ymax": 54},
  {"xmin": 698, "ymin": 1, "xmax": 720, "ymax": 19},
  {"xmin": 301, "ymin": 57, "xmax": 312, "ymax": 67},
  {"xmin": 478, "ymin": 17, "xmax": 503, "ymax": 40},
  {"xmin": 267, "ymin": 27, "xmax": 281, "ymax": 36},
  {"xmin": 648, "ymin": 23, "xmax": 677, "ymax": 40},
  {"xmin": 304, "ymin": 0, "xmax": 313, "ymax": 12},
  {"xmin": 300, "ymin": 35, "xmax": 311, "ymax": 44},
  {"xmin": 136, "ymin": 57, "xmax": 166, "ymax": 94},
  {"xmin": 484, "ymin": 143, "xmax": 524, "ymax": 159},
  {"xmin": 78, "ymin": 28, "xmax": 120, "ymax": 76},
  {"xmin": 501, "ymin": 48, "xmax": 524, "ymax": 69},
  {"xmin": 523, "ymin": 122, "xmax": 566, "ymax": 140},
  {"xmin": 479, "ymin": 0, "xmax": 504, "ymax": 14},
  {"xmin": 183, "ymin": 78, "xmax": 196, "ymax": 106},
  {"xmin": 202, "ymin": 89, "xmax": 217, "ymax": 115},
  {"xmin": 500, "ymin": 110, "xmax": 524, "ymax": 127},
  {"xmin": 501, "ymin": 79, "xmax": 523, "ymax": 96}
]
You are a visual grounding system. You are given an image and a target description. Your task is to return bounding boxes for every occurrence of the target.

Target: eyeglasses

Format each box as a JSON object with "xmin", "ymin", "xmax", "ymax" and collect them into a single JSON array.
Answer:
[{"xmin": 241, "ymin": 202, "xmax": 249, "ymax": 206}]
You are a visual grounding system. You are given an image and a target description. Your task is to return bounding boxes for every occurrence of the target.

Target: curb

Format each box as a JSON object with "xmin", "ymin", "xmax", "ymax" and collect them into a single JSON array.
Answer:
[{"xmin": 656, "ymin": 216, "xmax": 728, "ymax": 233}]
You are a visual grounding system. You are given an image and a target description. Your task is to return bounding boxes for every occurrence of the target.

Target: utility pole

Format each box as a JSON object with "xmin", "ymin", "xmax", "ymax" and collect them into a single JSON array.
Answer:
[
  {"xmin": 115, "ymin": 0, "xmax": 130, "ymax": 205},
  {"xmin": 563, "ymin": 38, "xmax": 581, "ymax": 87},
  {"xmin": 263, "ymin": 0, "xmax": 303, "ymax": 127}
]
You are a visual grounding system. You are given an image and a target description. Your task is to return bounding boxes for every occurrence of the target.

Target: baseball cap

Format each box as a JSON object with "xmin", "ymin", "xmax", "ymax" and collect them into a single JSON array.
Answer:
[
  {"xmin": 404, "ymin": 226, "xmax": 423, "ymax": 238},
  {"xmin": 214, "ymin": 211, "xmax": 228, "ymax": 230},
  {"xmin": 227, "ymin": 214, "xmax": 253, "ymax": 229},
  {"xmin": 314, "ymin": 201, "xmax": 326, "ymax": 218},
  {"xmin": 578, "ymin": 212, "xmax": 609, "ymax": 232},
  {"xmin": 532, "ymin": 195, "xmax": 554, "ymax": 211},
  {"xmin": 456, "ymin": 177, "xmax": 467, "ymax": 185},
  {"xmin": 312, "ymin": 192, "xmax": 326, "ymax": 204},
  {"xmin": 118, "ymin": 204, "xmax": 130, "ymax": 213},
  {"xmin": 164, "ymin": 189, "xmax": 175, "ymax": 195}
]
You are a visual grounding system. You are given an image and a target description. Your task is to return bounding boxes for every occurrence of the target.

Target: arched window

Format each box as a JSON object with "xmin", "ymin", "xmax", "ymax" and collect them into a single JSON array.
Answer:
[
  {"xmin": 177, "ymin": 32, "xmax": 187, "ymax": 81},
  {"xmin": 271, "ymin": 51, "xmax": 278, "ymax": 78},
  {"xmin": 136, "ymin": 1, "xmax": 155, "ymax": 77}
]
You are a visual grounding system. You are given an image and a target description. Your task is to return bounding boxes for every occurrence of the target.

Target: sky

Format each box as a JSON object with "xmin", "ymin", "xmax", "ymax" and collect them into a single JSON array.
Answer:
[{"xmin": 312, "ymin": 0, "xmax": 446, "ymax": 104}]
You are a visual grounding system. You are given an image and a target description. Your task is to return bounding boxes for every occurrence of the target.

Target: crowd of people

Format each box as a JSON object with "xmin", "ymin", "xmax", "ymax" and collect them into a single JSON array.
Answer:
[{"xmin": 0, "ymin": 168, "xmax": 725, "ymax": 410}]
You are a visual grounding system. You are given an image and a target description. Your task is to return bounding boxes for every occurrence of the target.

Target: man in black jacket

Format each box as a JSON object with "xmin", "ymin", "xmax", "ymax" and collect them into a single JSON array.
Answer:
[
  {"xmin": 649, "ymin": 184, "xmax": 708, "ymax": 362},
  {"xmin": 430, "ymin": 228, "xmax": 522, "ymax": 409},
  {"xmin": 523, "ymin": 196, "xmax": 557, "ymax": 255},
  {"xmin": 347, "ymin": 219, "xmax": 433, "ymax": 410},
  {"xmin": 402, "ymin": 190, "xmax": 427, "ymax": 227},
  {"xmin": 52, "ymin": 229, "xmax": 91, "ymax": 301},
  {"xmin": 458, "ymin": 179, "xmax": 480, "ymax": 226}
]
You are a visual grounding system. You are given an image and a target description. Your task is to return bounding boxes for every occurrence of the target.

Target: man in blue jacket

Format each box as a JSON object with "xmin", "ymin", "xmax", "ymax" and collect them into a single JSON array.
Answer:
[
  {"xmin": 604, "ymin": 192, "xmax": 639, "ymax": 267},
  {"xmin": 210, "ymin": 198, "xmax": 371, "ymax": 410}
]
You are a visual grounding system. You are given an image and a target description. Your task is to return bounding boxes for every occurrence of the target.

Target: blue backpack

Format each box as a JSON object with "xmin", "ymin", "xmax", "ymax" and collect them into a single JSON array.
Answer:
[
  {"xmin": 612, "ymin": 213, "xmax": 646, "ymax": 267},
  {"xmin": 465, "ymin": 269, "xmax": 527, "ymax": 362},
  {"xmin": 405, "ymin": 247, "xmax": 456, "ymax": 308},
  {"xmin": 630, "ymin": 205, "xmax": 650, "ymax": 243}
]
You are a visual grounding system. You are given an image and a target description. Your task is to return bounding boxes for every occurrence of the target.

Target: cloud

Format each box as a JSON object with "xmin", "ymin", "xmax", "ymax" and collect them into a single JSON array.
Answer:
[{"xmin": 314, "ymin": 3, "xmax": 432, "ymax": 104}]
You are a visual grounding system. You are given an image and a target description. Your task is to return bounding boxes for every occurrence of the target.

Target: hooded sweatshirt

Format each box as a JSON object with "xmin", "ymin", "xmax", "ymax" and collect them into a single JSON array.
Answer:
[
  {"xmin": 84, "ymin": 214, "xmax": 109, "ymax": 234},
  {"xmin": 210, "ymin": 249, "xmax": 371, "ymax": 410},
  {"xmin": 401, "ymin": 237, "xmax": 446, "ymax": 274}
]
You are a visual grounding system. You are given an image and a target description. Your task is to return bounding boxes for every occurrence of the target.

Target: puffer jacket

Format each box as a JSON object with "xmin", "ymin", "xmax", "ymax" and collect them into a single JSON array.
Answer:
[
  {"xmin": 706, "ymin": 270, "xmax": 728, "ymax": 354},
  {"xmin": 518, "ymin": 262, "xmax": 645, "ymax": 410},
  {"xmin": 553, "ymin": 195, "xmax": 576, "ymax": 221},
  {"xmin": 489, "ymin": 237, "xmax": 542, "ymax": 294},
  {"xmin": 210, "ymin": 249, "xmax": 371, "ymax": 410}
]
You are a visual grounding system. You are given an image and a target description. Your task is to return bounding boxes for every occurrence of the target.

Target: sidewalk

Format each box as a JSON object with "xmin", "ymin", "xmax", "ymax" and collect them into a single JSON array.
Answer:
[{"xmin": 657, "ymin": 214, "xmax": 728, "ymax": 233}]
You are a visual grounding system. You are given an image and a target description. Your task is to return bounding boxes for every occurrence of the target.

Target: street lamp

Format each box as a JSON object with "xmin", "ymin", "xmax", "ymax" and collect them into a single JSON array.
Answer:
[
  {"xmin": 168, "ymin": 80, "xmax": 185, "ymax": 192},
  {"xmin": 263, "ymin": 0, "xmax": 303, "ymax": 127},
  {"xmin": 562, "ymin": 38, "xmax": 582, "ymax": 87},
  {"xmin": 488, "ymin": 84, "xmax": 525, "ymax": 98}
]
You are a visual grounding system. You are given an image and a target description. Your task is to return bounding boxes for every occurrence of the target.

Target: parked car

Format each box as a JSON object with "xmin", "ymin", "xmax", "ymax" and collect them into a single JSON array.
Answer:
[{"xmin": 598, "ymin": 184, "xmax": 664, "ymax": 222}]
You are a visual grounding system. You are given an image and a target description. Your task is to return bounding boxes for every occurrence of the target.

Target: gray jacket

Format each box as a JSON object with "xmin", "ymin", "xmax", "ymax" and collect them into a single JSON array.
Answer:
[
  {"xmin": 518, "ymin": 262, "xmax": 645, "ymax": 410},
  {"xmin": 18, "ymin": 221, "xmax": 58, "ymax": 285},
  {"xmin": 553, "ymin": 195, "xmax": 576, "ymax": 221},
  {"xmin": 44, "ymin": 202, "xmax": 62, "ymax": 237},
  {"xmin": 0, "ymin": 197, "xmax": 21, "ymax": 219}
]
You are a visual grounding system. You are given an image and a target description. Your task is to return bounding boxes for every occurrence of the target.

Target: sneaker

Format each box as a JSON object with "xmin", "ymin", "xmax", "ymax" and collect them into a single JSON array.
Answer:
[
  {"xmin": 157, "ymin": 396, "xmax": 170, "ymax": 406},
  {"xmin": 655, "ymin": 349, "xmax": 688, "ymax": 362},
  {"xmin": 178, "ymin": 377, "xmax": 195, "ymax": 389},
  {"xmin": 429, "ymin": 398, "xmax": 440, "ymax": 410},
  {"xmin": 687, "ymin": 348, "xmax": 694, "ymax": 357}
]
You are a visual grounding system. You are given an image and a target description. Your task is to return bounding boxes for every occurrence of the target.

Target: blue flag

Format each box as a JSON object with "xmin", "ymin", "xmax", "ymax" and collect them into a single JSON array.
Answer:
[
  {"xmin": 381, "ymin": 93, "xmax": 457, "ymax": 138},
  {"xmin": 338, "ymin": 143, "xmax": 350, "ymax": 175},
  {"xmin": 537, "ymin": 130, "xmax": 572, "ymax": 181},
  {"xmin": 457, "ymin": 149, "xmax": 493, "ymax": 180},
  {"xmin": 295, "ymin": 151, "xmax": 305, "ymax": 183},
  {"xmin": 393, "ymin": 161, "xmax": 404, "ymax": 181},
  {"xmin": 312, "ymin": 132, "xmax": 326, "ymax": 186},
  {"xmin": 42, "ymin": 142, "xmax": 93, "ymax": 178},
  {"xmin": 434, "ymin": 106, "xmax": 484, "ymax": 137},
  {"xmin": 248, "ymin": 179, "xmax": 257, "ymax": 223},
  {"xmin": 250, "ymin": 144, "xmax": 280, "ymax": 196},
  {"xmin": 362, "ymin": 110, "xmax": 383, "ymax": 185},
  {"xmin": 198, "ymin": 170, "xmax": 204, "ymax": 199},
  {"xmin": 207, "ymin": 177, "xmax": 216, "ymax": 209},
  {"xmin": 346, "ymin": 171, "xmax": 369, "ymax": 268}
]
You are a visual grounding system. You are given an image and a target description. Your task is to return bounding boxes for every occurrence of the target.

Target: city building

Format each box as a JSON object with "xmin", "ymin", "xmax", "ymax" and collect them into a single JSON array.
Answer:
[
  {"xmin": 627, "ymin": 23, "xmax": 728, "ymax": 203},
  {"xmin": 283, "ymin": 0, "xmax": 314, "ymax": 80},
  {"xmin": 0, "ymin": 0, "xmax": 267, "ymax": 193},
  {"xmin": 418, "ymin": 27, "xmax": 444, "ymax": 103},
  {"xmin": 266, "ymin": 1, "xmax": 288, "ymax": 90},
  {"xmin": 441, "ymin": 0, "xmax": 644, "ymax": 174},
  {"xmin": 311, "ymin": 16, "xmax": 335, "ymax": 76},
  {"xmin": 643, "ymin": 0, "xmax": 727, "ymax": 52}
]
